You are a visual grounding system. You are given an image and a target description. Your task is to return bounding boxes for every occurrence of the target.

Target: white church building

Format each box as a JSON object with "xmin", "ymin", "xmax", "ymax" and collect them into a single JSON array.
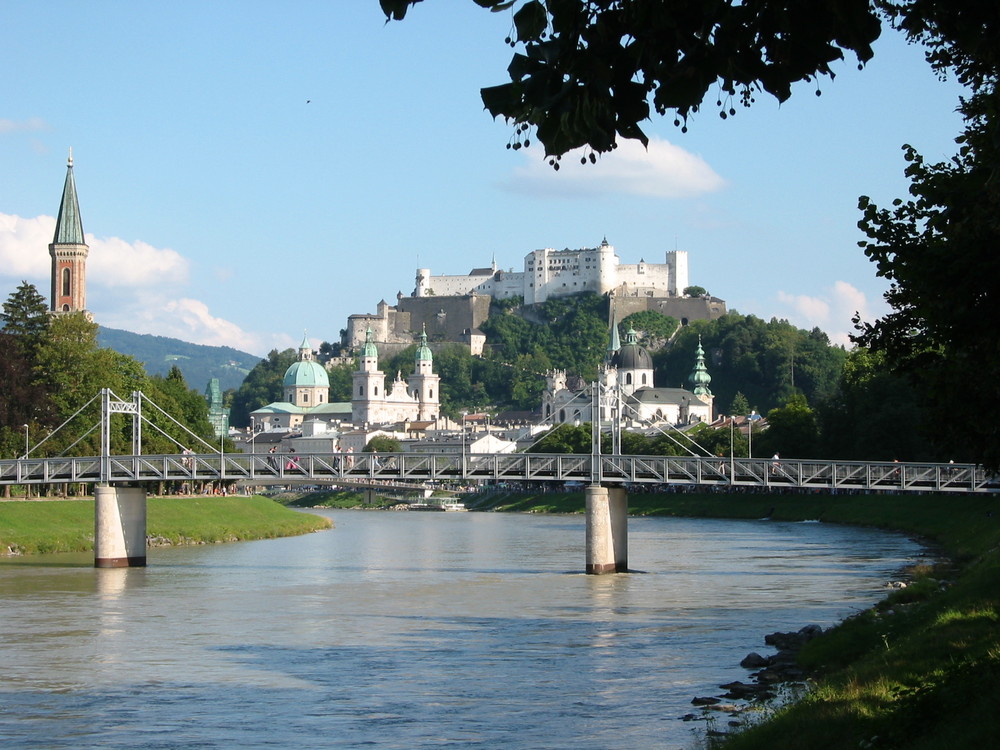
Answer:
[{"xmin": 542, "ymin": 321, "xmax": 714, "ymax": 428}]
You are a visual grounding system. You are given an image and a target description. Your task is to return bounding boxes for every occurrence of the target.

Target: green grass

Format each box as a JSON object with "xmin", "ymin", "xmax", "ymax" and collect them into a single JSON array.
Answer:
[
  {"xmin": 484, "ymin": 490, "xmax": 1000, "ymax": 750},
  {"xmin": 1, "ymin": 495, "xmax": 330, "ymax": 555}
]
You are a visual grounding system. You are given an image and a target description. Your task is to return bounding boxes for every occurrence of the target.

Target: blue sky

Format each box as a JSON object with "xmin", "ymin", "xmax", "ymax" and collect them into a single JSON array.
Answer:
[{"xmin": 1, "ymin": 1, "xmax": 967, "ymax": 356}]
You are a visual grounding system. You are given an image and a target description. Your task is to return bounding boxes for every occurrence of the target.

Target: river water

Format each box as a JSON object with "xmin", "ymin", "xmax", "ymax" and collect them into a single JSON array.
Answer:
[{"xmin": 0, "ymin": 510, "xmax": 924, "ymax": 749}]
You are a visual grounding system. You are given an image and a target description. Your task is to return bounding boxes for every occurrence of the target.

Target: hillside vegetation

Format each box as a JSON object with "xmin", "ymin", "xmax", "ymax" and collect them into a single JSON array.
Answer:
[
  {"xmin": 226, "ymin": 292, "xmax": 952, "ymax": 461},
  {"xmin": 98, "ymin": 326, "xmax": 258, "ymax": 393}
]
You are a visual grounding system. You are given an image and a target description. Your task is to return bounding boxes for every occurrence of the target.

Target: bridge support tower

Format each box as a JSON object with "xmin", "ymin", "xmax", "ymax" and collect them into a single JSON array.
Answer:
[
  {"xmin": 585, "ymin": 485, "xmax": 628, "ymax": 574},
  {"xmin": 94, "ymin": 486, "xmax": 147, "ymax": 567}
]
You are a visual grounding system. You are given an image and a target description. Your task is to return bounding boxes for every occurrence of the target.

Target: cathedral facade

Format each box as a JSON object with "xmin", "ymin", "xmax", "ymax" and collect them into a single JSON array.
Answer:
[{"xmin": 352, "ymin": 326, "xmax": 441, "ymax": 427}]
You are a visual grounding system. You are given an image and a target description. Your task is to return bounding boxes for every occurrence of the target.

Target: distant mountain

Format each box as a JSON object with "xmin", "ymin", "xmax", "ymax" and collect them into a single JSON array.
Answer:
[{"xmin": 98, "ymin": 327, "xmax": 261, "ymax": 393}]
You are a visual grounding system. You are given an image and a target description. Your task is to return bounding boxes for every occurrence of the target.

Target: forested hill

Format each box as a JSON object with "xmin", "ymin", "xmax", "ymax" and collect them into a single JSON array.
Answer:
[
  {"xmin": 97, "ymin": 327, "xmax": 258, "ymax": 393},
  {"xmin": 371, "ymin": 293, "xmax": 848, "ymax": 418}
]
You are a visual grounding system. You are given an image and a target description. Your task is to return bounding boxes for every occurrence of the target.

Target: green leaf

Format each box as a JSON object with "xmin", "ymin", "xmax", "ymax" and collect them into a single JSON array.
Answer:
[
  {"xmin": 513, "ymin": 0, "xmax": 548, "ymax": 42},
  {"xmin": 379, "ymin": 0, "xmax": 420, "ymax": 21},
  {"xmin": 481, "ymin": 83, "xmax": 521, "ymax": 118}
]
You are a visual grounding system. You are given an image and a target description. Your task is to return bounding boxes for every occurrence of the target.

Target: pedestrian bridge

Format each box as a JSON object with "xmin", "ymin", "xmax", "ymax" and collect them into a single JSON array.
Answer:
[
  {"xmin": 1, "ymin": 451, "xmax": 992, "ymax": 494},
  {"xmin": 7, "ymin": 387, "xmax": 995, "ymax": 572}
]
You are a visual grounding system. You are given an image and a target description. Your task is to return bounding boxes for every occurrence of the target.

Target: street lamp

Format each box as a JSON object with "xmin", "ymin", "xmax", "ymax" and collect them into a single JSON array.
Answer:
[
  {"xmin": 250, "ymin": 417, "xmax": 257, "ymax": 454},
  {"xmin": 23, "ymin": 424, "xmax": 28, "ymax": 460},
  {"xmin": 461, "ymin": 411, "xmax": 468, "ymax": 476}
]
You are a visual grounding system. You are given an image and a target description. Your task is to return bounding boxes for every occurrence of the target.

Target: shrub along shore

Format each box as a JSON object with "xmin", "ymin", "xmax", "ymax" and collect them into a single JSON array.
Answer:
[{"xmin": 0, "ymin": 495, "xmax": 331, "ymax": 556}]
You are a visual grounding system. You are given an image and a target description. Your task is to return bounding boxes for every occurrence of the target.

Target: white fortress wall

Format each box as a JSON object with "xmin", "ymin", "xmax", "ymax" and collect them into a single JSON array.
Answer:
[{"xmin": 667, "ymin": 250, "xmax": 689, "ymax": 294}]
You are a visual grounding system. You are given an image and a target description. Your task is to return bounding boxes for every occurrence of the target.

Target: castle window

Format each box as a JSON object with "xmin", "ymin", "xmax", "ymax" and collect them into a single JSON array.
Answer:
[
  {"xmin": 641, "ymin": 374, "xmax": 648, "ymax": 385},
  {"xmin": 359, "ymin": 386, "xmax": 364, "ymax": 396},
  {"xmin": 62, "ymin": 268, "xmax": 71, "ymax": 297},
  {"xmin": 429, "ymin": 389, "xmax": 434, "ymax": 399},
  {"xmin": 626, "ymin": 373, "xmax": 633, "ymax": 385},
  {"xmin": 303, "ymin": 393, "xmax": 309, "ymax": 403},
  {"xmin": 374, "ymin": 385, "xmax": 379, "ymax": 395}
]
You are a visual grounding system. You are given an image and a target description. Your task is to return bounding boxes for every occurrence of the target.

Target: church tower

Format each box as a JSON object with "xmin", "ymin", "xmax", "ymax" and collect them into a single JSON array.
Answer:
[
  {"xmin": 408, "ymin": 325, "xmax": 440, "ymax": 421},
  {"xmin": 49, "ymin": 149, "xmax": 89, "ymax": 314},
  {"xmin": 688, "ymin": 335, "xmax": 715, "ymax": 421},
  {"xmin": 352, "ymin": 328, "xmax": 385, "ymax": 425}
]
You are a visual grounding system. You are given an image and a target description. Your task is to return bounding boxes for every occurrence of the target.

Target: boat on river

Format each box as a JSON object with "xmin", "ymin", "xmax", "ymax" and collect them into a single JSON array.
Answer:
[{"xmin": 408, "ymin": 501, "xmax": 467, "ymax": 512}]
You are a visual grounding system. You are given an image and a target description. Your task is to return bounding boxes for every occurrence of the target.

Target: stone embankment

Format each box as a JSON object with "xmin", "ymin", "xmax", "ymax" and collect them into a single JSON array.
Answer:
[{"xmin": 684, "ymin": 624, "xmax": 824, "ymax": 724}]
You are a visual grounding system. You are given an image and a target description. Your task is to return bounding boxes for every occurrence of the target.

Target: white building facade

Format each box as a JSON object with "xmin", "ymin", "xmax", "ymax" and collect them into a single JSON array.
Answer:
[
  {"xmin": 413, "ymin": 239, "xmax": 689, "ymax": 305},
  {"xmin": 542, "ymin": 326, "xmax": 714, "ymax": 428},
  {"xmin": 352, "ymin": 327, "xmax": 441, "ymax": 427}
]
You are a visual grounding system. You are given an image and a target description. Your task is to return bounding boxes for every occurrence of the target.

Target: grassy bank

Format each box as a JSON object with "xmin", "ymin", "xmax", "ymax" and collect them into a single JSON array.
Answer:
[
  {"xmin": 1, "ymin": 495, "xmax": 331, "ymax": 556},
  {"xmin": 485, "ymin": 490, "xmax": 1000, "ymax": 749}
]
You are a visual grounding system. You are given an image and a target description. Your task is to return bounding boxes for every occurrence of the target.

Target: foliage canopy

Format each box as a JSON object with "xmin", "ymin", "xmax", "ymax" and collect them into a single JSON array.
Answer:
[{"xmin": 383, "ymin": 0, "xmax": 882, "ymax": 160}]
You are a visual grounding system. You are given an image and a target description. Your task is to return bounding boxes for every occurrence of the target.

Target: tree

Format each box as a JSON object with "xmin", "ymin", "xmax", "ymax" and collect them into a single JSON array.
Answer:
[
  {"xmin": 365, "ymin": 435, "xmax": 401, "ymax": 452},
  {"xmin": 817, "ymin": 347, "xmax": 933, "ymax": 461},
  {"xmin": 853, "ymin": 3, "xmax": 1000, "ymax": 466},
  {"xmin": 620, "ymin": 310, "xmax": 678, "ymax": 344},
  {"xmin": 683, "ymin": 286, "xmax": 708, "ymax": 298},
  {"xmin": 2, "ymin": 281, "xmax": 50, "ymax": 357},
  {"xmin": 757, "ymin": 394, "xmax": 820, "ymax": 459},
  {"xmin": 531, "ymin": 423, "xmax": 595, "ymax": 454},
  {"xmin": 229, "ymin": 348, "xmax": 297, "ymax": 426},
  {"xmin": 729, "ymin": 391, "xmax": 751, "ymax": 417},
  {"xmin": 383, "ymin": 0, "xmax": 882, "ymax": 159},
  {"xmin": 145, "ymin": 366, "xmax": 217, "ymax": 452}
]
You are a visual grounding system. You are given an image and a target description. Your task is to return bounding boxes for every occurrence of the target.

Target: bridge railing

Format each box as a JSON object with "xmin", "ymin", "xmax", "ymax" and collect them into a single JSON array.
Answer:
[{"xmin": 0, "ymin": 452, "xmax": 994, "ymax": 493}]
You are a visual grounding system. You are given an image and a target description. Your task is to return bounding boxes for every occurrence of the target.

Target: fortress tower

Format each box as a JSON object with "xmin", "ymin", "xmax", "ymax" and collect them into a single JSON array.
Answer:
[{"xmin": 49, "ymin": 149, "xmax": 89, "ymax": 315}]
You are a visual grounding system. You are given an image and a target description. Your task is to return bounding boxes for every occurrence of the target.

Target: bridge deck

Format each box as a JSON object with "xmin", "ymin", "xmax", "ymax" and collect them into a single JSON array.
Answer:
[{"xmin": 0, "ymin": 453, "xmax": 993, "ymax": 493}]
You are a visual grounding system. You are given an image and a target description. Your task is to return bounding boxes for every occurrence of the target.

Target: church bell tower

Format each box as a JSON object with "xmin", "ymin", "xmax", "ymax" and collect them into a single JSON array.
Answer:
[{"xmin": 49, "ymin": 149, "xmax": 89, "ymax": 315}]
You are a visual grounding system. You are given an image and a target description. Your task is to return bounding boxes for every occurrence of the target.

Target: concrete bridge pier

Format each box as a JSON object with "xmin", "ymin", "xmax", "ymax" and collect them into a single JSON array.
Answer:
[
  {"xmin": 585, "ymin": 485, "xmax": 628, "ymax": 574},
  {"xmin": 94, "ymin": 485, "xmax": 147, "ymax": 568}
]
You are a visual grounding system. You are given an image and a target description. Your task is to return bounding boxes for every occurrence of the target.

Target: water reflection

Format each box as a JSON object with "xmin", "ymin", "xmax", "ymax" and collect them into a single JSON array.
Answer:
[{"xmin": 0, "ymin": 511, "xmax": 924, "ymax": 749}]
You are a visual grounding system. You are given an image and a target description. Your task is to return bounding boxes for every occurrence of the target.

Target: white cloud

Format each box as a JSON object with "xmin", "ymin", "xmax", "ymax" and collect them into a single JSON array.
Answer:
[
  {"xmin": 504, "ymin": 136, "xmax": 726, "ymax": 198},
  {"xmin": 94, "ymin": 295, "xmax": 274, "ymax": 355},
  {"xmin": 775, "ymin": 281, "xmax": 886, "ymax": 347},
  {"xmin": 0, "ymin": 211, "xmax": 279, "ymax": 355},
  {"xmin": 0, "ymin": 117, "xmax": 48, "ymax": 134},
  {"xmin": 0, "ymin": 212, "xmax": 189, "ymax": 287},
  {"xmin": 89, "ymin": 235, "xmax": 189, "ymax": 287},
  {"xmin": 0, "ymin": 213, "xmax": 52, "ymax": 277}
]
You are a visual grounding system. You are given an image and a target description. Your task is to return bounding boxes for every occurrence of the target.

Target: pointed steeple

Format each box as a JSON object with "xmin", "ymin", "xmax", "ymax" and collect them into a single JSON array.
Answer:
[
  {"xmin": 49, "ymin": 149, "xmax": 90, "ymax": 315},
  {"xmin": 415, "ymin": 323, "xmax": 433, "ymax": 362},
  {"xmin": 53, "ymin": 149, "xmax": 85, "ymax": 245},
  {"xmin": 298, "ymin": 331, "xmax": 313, "ymax": 361},
  {"xmin": 360, "ymin": 327, "xmax": 379, "ymax": 359},
  {"xmin": 688, "ymin": 335, "xmax": 713, "ymax": 396}
]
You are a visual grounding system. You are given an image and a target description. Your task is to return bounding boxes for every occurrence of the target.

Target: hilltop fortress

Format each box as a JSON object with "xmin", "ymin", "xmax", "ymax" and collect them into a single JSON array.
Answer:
[{"xmin": 344, "ymin": 239, "xmax": 726, "ymax": 354}]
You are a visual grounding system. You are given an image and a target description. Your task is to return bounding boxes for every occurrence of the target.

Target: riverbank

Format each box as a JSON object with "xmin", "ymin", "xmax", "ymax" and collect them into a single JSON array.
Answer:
[
  {"xmin": 482, "ymin": 490, "xmax": 1000, "ymax": 749},
  {"xmin": 0, "ymin": 495, "xmax": 331, "ymax": 556}
]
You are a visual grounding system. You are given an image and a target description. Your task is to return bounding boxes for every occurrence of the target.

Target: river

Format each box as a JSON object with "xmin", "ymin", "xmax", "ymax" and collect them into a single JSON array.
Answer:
[{"xmin": 0, "ymin": 510, "xmax": 924, "ymax": 749}]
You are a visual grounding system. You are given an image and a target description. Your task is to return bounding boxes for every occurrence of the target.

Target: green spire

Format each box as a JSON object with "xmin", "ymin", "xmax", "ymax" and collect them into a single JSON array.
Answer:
[
  {"xmin": 688, "ymin": 335, "xmax": 712, "ymax": 396},
  {"xmin": 53, "ymin": 149, "xmax": 85, "ymax": 245},
  {"xmin": 415, "ymin": 324, "xmax": 433, "ymax": 362},
  {"xmin": 361, "ymin": 327, "xmax": 379, "ymax": 358}
]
